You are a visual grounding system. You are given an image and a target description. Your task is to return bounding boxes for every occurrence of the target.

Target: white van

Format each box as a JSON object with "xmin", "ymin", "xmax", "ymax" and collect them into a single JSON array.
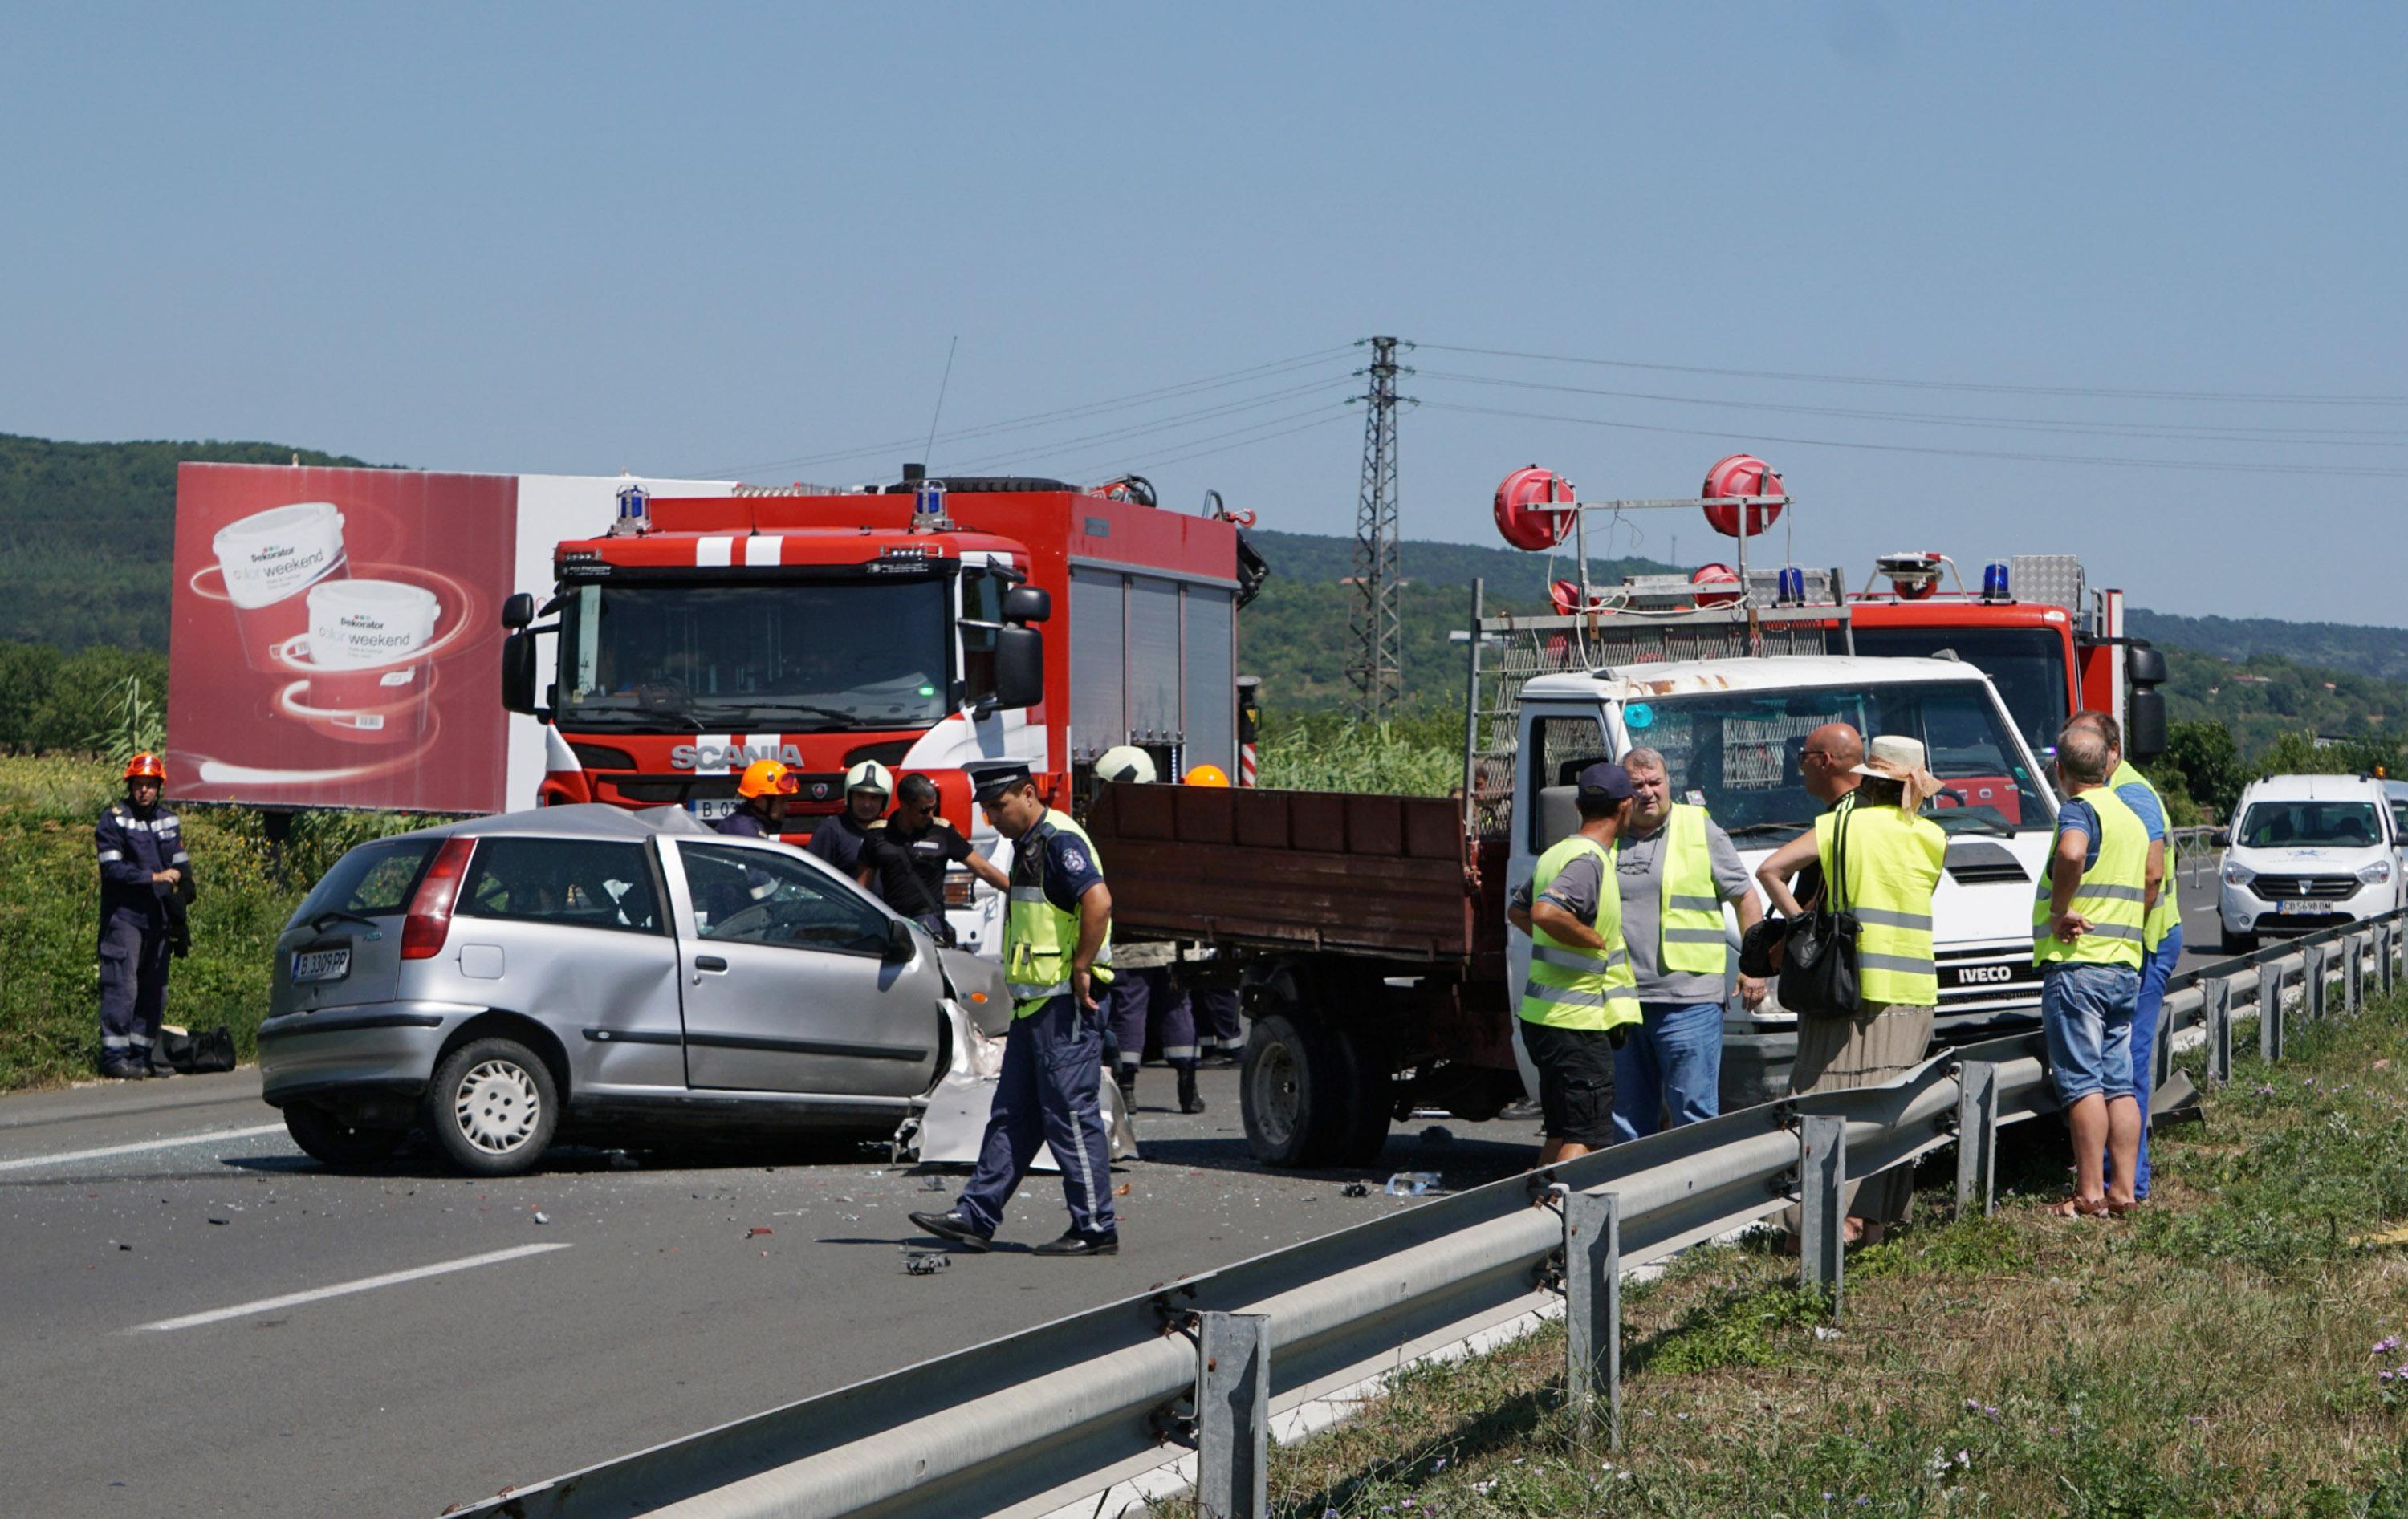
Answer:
[{"xmin": 2217, "ymin": 773, "xmax": 2405, "ymax": 952}]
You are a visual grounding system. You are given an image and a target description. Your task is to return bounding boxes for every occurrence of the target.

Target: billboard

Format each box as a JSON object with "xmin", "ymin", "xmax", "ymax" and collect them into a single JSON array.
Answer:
[{"xmin": 168, "ymin": 464, "xmax": 730, "ymax": 814}]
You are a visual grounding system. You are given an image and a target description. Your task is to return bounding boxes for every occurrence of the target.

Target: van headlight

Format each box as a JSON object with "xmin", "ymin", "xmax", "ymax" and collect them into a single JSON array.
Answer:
[
  {"xmin": 2223, "ymin": 861, "xmax": 2255, "ymax": 887},
  {"xmin": 2358, "ymin": 860, "xmax": 2393, "ymax": 886}
]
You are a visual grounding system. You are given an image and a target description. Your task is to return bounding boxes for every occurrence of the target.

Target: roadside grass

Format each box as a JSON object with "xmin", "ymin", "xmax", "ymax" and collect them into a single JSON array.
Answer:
[
  {"xmin": 0, "ymin": 755, "xmax": 429, "ymax": 1091},
  {"xmin": 1164, "ymin": 987, "xmax": 2408, "ymax": 1517}
]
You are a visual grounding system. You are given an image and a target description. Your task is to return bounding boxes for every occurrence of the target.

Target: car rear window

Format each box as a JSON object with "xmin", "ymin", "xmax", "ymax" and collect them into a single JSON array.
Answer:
[
  {"xmin": 292, "ymin": 838, "xmax": 439, "ymax": 925},
  {"xmin": 460, "ymin": 838, "xmax": 664, "ymax": 935}
]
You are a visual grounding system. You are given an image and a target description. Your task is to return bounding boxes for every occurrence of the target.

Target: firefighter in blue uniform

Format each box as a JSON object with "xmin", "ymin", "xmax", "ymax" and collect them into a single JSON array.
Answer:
[
  {"xmin": 909, "ymin": 762, "xmax": 1121, "ymax": 1256},
  {"xmin": 714, "ymin": 759, "xmax": 796, "ymax": 837},
  {"xmin": 96, "ymin": 753, "xmax": 188, "ymax": 1079}
]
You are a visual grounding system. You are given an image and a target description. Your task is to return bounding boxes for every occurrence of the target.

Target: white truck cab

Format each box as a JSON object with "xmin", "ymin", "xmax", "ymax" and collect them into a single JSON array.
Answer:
[
  {"xmin": 2217, "ymin": 773, "xmax": 2405, "ymax": 953},
  {"xmin": 1505, "ymin": 655, "xmax": 2060, "ymax": 1107}
]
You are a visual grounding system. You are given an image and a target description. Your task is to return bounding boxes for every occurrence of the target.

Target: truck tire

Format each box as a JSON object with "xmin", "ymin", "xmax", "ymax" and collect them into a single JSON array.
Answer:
[
  {"xmin": 1328, "ymin": 1026, "xmax": 1394, "ymax": 1168},
  {"xmin": 1241, "ymin": 1013, "xmax": 1352, "ymax": 1168}
]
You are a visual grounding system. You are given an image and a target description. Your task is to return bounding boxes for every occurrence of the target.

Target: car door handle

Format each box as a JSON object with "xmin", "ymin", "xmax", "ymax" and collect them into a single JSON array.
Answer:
[{"xmin": 694, "ymin": 955, "xmax": 729, "ymax": 973}]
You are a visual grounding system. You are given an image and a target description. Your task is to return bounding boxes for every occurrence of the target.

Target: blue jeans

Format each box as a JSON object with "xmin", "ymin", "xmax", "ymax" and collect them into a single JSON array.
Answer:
[
  {"xmin": 2122, "ymin": 924, "xmax": 2182, "ymax": 1199},
  {"xmin": 1609, "ymin": 1001, "xmax": 1723, "ymax": 1143},
  {"xmin": 2042, "ymin": 962, "xmax": 2141, "ymax": 1106}
]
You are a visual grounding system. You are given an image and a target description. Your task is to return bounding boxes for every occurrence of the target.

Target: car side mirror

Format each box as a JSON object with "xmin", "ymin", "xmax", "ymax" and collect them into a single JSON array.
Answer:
[
  {"xmin": 2211, "ymin": 828, "xmax": 2231, "ymax": 848},
  {"xmin": 995, "ymin": 625, "xmax": 1044, "ymax": 709},
  {"xmin": 884, "ymin": 916, "xmax": 917, "ymax": 965},
  {"xmin": 502, "ymin": 630, "xmax": 540, "ymax": 716},
  {"xmin": 502, "ymin": 591, "xmax": 536, "ymax": 631},
  {"xmin": 1002, "ymin": 585, "xmax": 1051, "ymax": 624}
]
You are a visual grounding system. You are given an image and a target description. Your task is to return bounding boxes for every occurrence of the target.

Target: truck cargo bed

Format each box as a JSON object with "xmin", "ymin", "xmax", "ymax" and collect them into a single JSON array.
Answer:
[{"xmin": 1084, "ymin": 782, "xmax": 1479, "ymax": 961}]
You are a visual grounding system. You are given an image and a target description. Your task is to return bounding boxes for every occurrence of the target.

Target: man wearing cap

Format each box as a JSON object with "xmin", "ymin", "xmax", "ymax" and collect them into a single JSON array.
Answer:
[
  {"xmin": 910, "ymin": 762, "xmax": 1121, "ymax": 1256},
  {"xmin": 1756, "ymin": 734, "xmax": 1946, "ymax": 1244},
  {"xmin": 2035, "ymin": 720, "xmax": 2150, "ymax": 1218},
  {"xmin": 809, "ymin": 759, "xmax": 892, "ymax": 887},
  {"xmin": 715, "ymin": 758, "xmax": 797, "ymax": 838},
  {"xmin": 2062, "ymin": 711, "xmax": 2176, "ymax": 1204},
  {"xmin": 1507, "ymin": 762, "xmax": 1645, "ymax": 1165},
  {"xmin": 1608, "ymin": 748, "xmax": 1768, "ymax": 1141},
  {"xmin": 95, "ymin": 753, "xmax": 190, "ymax": 1079}
]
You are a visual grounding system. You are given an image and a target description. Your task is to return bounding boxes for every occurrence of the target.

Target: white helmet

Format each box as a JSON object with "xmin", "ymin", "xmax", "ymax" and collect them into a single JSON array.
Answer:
[
  {"xmin": 844, "ymin": 759, "xmax": 895, "ymax": 796},
  {"xmin": 1094, "ymin": 745, "xmax": 1158, "ymax": 785}
]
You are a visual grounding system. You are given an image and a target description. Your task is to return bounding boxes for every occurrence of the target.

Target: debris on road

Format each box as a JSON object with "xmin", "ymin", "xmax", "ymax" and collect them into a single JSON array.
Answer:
[
  {"xmin": 1383, "ymin": 1172, "xmax": 1441, "ymax": 1197},
  {"xmin": 1341, "ymin": 1182, "xmax": 1371, "ymax": 1198},
  {"xmin": 207, "ymin": 1217, "xmax": 230, "ymax": 1225},
  {"xmin": 903, "ymin": 1253, "xmax": 951, "ymax": 1276},
  {"xmin": 748, "ymin": 1226, "xmax": 774, "ymax": 1237},
  {"xmin": 533, "ymin": 1212, "xmax": 551, "ymax": 1225}
]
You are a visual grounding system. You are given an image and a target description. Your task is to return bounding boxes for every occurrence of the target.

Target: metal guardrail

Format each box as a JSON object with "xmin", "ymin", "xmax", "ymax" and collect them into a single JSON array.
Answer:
[{"xmin": 464, "ymin": 910, "xmax": 2407, "ymax": 1519}]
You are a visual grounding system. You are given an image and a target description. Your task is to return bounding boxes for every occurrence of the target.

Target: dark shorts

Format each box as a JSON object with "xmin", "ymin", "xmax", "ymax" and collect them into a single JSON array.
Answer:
[{"xmin": 1519, "ymin": 1019, "xmax": 1619, "ymax": 1146}]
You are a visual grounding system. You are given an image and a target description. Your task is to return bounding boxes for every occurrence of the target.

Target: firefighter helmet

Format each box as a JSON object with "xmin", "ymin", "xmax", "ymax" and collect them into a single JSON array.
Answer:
[
  {"xmin": 1183, "ymin": 764, "xmax": 1230, "ymax": 787},
  {"xmin": 1094, "ymin": 745, "xmax": 1157, "ymax": 786},
  {"xmin": 123, "ymin": 753, "xmax": 167, "ymax": 783},
  {"xmin": 844, "ymin": 760, "xmax": 895, "ymax": 796},
  {"xmin": 736, "ymin": 759, "xmax": 798, "ymax": 799}
]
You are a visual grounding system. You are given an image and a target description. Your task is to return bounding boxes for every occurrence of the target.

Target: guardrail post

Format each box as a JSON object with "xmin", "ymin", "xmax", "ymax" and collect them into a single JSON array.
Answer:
[
  {"xmin": 1953, "ymin": 1062, "xmax": 1999, "ymax": 1219},
  {"xmin": 2381, "ymin": 922, "xmax": 2397, "ymax": 996},
  {"xmin": 1798, "ymin": 1114, "xmax": 1846, "ymax": 1318},
  {"xmin": 2261, "ymin": 963, "xmax": 2286, "ymax": 1064},
  {"xmin": 2306, "ymin": 945, "xmax": 2329, "ymax": 1023},
  {"xmin": 1563, "ymin": 1191, "xmax": 1622, "ymax": 1451},
  {"xmin": 2345, "ymin": 935, "xmax": 2365, "ymax": 1014},
  {"xmin": 2204, "ymin": 978, "xmax": 2232, "ymax": 1087},
  {"xmin": 1194, "ymin": 1312, "xmax": 1269, "ymax": 1519}
]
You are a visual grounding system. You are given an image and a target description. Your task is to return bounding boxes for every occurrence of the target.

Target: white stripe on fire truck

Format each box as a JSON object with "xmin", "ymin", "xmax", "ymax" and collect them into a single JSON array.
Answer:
[
  {"xmin": 742, "ymin": 536, "xmax": 780, "ymax": 567},
  {"xmin": 696, "ymin": 535, "xmax": 736, "ymax": 568}
]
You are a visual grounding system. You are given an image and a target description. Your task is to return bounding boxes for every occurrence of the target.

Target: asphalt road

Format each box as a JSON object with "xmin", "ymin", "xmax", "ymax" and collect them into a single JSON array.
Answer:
[{"xmin": 0, "ymin": 870, "xmax": 2231, "ymax": 1517}]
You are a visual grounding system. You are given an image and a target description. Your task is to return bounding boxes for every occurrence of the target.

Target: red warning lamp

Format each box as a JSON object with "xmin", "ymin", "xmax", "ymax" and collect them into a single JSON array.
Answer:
[
  {"xmin": 1494, "ymin": 465, "xmax": 1576, "ymax": 552},
  {"xmin": 1701, "ymin": 454, "xmax": 1785, "ymax": 538}
]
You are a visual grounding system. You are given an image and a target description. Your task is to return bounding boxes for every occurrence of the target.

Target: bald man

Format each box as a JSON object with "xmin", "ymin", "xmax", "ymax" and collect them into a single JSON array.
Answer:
[{"xmin": 1800, "ymin": 723, "xmax": 1865, "ymax": 811}]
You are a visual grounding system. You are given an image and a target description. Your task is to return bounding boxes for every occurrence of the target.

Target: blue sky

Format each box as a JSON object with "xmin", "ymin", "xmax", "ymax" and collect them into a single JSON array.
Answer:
[{"xmin": 5, "ymin": 3, "xmax": 2403, "ymax": 623}]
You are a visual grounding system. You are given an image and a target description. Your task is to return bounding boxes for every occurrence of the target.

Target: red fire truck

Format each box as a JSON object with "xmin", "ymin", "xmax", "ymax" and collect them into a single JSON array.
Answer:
[{"xmin": 499, "ymin": 468, "xmax": 1261, "ymax": 952}]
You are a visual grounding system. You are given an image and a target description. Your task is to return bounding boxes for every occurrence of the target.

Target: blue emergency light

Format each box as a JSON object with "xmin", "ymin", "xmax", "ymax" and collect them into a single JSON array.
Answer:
[
  {"xmin": 914, "ymin": 479, "xmax": 946, "ymax": 518},
  {"xmin": 1982, "ymin": 561, "xmax": 2011, "ymax": 602},
  {"xmin": 1776, "ymin": 566, "xmax": 1805, "ymax": 606},
  {"xmin": 616, "ymin": 484, "xmax": 649, "ymax": 525}
]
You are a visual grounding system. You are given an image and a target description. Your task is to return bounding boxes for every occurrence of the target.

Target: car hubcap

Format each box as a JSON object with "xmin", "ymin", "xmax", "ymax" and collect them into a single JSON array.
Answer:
[
  {"xmin": 455, "ymin": 1061, "xmax": 540, "ymax": 1154},
  {"xmin": 1250, "ymin": 1040, "xmax": 1301, "ymax": 1147}
]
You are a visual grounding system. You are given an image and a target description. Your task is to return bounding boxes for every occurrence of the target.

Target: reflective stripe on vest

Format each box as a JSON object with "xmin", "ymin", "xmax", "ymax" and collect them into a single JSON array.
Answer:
[
  {"xmin": 1003, "ymin": 810, "xmax": 1115, "ymax": 1015},
  {"xmin": 1518, "ymin": 835, "xmax": 1641, "ymax": 1033},
  {"xmin": 1815, "ymin": 802, "xmax": 1946, "ymax": 1005},
  {"xmin": 1655, "ymin": 803, "xmax": 1727, "ymax": 975},
  {"xmin": 2033, "ymin": 786, "xmax": 2147, "ymax": 971},
  {"xmin": 2109, "ymin": 759, "xmax": 2180, "ymax": 952}
]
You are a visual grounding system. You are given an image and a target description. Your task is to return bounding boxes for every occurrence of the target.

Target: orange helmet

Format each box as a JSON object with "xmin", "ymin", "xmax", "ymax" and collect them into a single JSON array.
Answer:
[
  {"xmin": 736, "ymin": 759, "xmax": 798, "ymax": 799},
  {"xmin": 1183, "ymin": 764, "xmax": 1230, "ymax": 787},
  {"xmin": 124, "ymin": 753, "xmax": 167, "ymax": 783}
]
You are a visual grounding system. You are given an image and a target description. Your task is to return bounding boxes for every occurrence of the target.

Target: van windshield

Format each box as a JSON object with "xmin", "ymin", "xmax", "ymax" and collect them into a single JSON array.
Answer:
[
  {"xmin": 1627, "ymin": 680, "xmax": 2053, "ymax": 842},
  {"xmin": 2236, "ymin": 801, "xmax": 2383, "ymax": 849}
]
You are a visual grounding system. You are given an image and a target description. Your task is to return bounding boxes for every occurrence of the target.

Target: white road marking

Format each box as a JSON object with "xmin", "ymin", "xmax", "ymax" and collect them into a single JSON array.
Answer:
[
  {"xmin": 0, "ymin": 1122, "xmax": 288, "ymax": 1173},
  {"xmin": 131, "ymin": 1243, "xmax": 573, "ymax": 1333}
]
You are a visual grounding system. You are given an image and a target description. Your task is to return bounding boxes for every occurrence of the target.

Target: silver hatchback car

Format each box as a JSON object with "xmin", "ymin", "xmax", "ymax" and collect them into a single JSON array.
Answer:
[{"xmin": 258, "ymin": 804, "xmax": 1011, "ymax": 1176}]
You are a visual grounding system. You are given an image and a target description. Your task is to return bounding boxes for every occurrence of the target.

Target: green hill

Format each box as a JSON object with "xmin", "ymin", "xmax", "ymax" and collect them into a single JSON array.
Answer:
[{"xmin": 2128, "ymin": 607, "xmax": 2408, "ymax": 686}]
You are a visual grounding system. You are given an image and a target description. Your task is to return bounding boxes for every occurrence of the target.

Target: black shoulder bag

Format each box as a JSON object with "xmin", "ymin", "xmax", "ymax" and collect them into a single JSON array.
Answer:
[{"xmin": 1779, "ymin": 803, "xmax": 1862, "ymax": 1017}]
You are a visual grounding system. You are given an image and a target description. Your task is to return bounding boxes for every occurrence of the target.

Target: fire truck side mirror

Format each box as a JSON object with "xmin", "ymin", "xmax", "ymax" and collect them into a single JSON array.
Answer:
[
  {"xmin": 2127, "ymin": 645, "xmax": 2168, "ymax": 687},
  {"xmin": 2126, "ymin": 689, "xmax": 2168, "ymax": 762},
  {"xmin": 1001, "ymin": 586, "xmax": 1052, "ymax": 624},
  {"xmin": 502, "ymin": 631, "xmax": 541, "ymax": 717},
  {"xmin": 501, "ymin": 591, "xmax": 536, "ymax": 632},
  {"xmin": 995, "ymin": 626, "xmax": 1044, "ymax": 709}
]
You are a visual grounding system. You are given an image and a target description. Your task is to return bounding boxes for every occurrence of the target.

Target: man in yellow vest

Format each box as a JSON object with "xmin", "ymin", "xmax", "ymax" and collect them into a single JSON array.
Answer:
[
  {"xmin": 910, "ymin": 762, "xmax": 1121, "ymax": 1256},
  {"xmin": 2035, "ymin": 722, "xmax": 2149, "ymax": 1218},
  {"xmin": 2064, "ymin": 710, "xmax": 2177, "ymax": 1201},
  {"xmin": 1507, "ymin": 762, "xmax": 1645, "ymax": 1166},
  {"xmin": 1609, "ymin": 747, "xmax": 1769, "ymax": 1141}
]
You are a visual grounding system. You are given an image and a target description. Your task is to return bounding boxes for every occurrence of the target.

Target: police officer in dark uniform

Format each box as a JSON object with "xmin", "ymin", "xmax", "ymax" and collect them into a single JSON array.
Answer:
[
  {"xmin": 96, "ymin": 753, "xmax": 188, "ymax": 1079},
  {"xmin": 909, "ymin": 762, "xmax": 1121, "ymax": 1256}
]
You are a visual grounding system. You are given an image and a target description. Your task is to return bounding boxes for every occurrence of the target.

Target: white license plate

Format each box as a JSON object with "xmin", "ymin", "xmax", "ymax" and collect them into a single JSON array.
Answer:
[
  {"xmin": 2275, "ymin": 900, "xmax": 2324, "ymax": 915},
  {"xmin": 291, "ymin": 948, "xmax": 352, "ymax": 983},
  {"xmin": 687, "ymin": 798, "xmax": 741, "ymax": 821}
]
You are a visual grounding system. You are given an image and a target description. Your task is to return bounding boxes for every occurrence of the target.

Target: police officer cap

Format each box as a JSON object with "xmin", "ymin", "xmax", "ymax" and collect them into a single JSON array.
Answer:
[
  {"xmin": 966, "ymin": 761, "xmax": 1035, "ymax": 804},
  {"xmin": 1576, "ymin": 762, "xmax": 1635, "ymax": 802}
]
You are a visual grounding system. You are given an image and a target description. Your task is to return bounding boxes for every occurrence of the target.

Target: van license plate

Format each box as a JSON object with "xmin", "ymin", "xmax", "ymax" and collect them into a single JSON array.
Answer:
[
  {"xmin": 2276, "ymin": 900, "xmax": 2321, "ymax": 916},
  {"xmin": 291, "ymin": 948, "xmax": 352, "ymax": 983}
]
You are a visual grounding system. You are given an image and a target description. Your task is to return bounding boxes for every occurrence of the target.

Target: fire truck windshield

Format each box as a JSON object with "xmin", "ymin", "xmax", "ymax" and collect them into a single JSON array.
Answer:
[
  {"xmin": 1629, "ymin": 678, "xmax": 2054, "ymax": 843},
  {"xmin": 1848, "ymin": 627, "xmax": 2070, "ymax": 760},
  {"xmin": 555, "ymin": 579, "xmax": 950, "ymax": 732}
]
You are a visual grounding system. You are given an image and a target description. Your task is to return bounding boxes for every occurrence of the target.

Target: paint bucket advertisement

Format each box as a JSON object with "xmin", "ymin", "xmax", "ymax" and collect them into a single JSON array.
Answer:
[{"xmin": 169, "ymin": 465, "xmax": 516, "ymax": 812}]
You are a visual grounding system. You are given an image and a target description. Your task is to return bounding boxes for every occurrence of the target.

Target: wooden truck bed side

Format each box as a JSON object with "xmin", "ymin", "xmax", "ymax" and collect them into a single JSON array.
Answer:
[{"xmin": 1084, "ymin": 782, "xmax": 1487, "ymax": 961}]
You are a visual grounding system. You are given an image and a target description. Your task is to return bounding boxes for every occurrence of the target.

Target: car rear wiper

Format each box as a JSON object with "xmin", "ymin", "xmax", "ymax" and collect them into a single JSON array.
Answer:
[{"xmin": 307, "ymin": 908, "xmax": 384, "ymax": 933}]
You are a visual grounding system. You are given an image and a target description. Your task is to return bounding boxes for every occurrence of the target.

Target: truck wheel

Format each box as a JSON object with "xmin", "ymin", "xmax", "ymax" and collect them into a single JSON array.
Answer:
[
  {"xmin": 425, "ymin": 1037, "xmax": 559, "ymax": 1176},
  {"xmin": 283, "ymin": 1103, "xmax": 406, "ymax": 1171},
  {"xmin": 1328, "ymin": 1027, "xmax": 1394, "ymax": 1168},
  {"xmin": 1241, "ymin": 1013, "xmax": 1352, "ymax": 1168}
]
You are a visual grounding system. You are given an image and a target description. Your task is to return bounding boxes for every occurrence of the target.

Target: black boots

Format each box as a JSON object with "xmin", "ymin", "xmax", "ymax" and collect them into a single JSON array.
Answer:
[{"xmin": 1177, "ymin": 1067, "xmax": 1206, "ymax": 1115}]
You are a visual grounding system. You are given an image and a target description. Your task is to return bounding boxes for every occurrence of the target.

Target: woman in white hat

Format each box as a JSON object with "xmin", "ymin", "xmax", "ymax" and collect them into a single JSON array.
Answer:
[{"xmin": 1755, "ymin": 733, "xmax": 1948, "ymax": 1245}]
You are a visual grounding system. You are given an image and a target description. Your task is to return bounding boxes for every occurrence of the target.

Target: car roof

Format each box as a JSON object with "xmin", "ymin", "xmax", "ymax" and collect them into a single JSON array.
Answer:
[
  {"xmin": 382, "ymin": 803, "xmax": 718, "ymax": 844},
  {"xmin": 1520, "ymin": 654, "xmax": 1991, "ymax": 703},
  {"xmin": 2238, "ymin": 774, "xmax": 2387, "ymax": 803}
]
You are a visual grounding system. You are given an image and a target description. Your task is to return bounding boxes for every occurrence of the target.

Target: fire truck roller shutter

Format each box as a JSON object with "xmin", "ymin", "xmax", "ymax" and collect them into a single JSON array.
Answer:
[
  {"xmin": 1182, "ymin": 586, "xmax": 1236, "ymax": 775},
  {"xmin": 1069, "ymin": 568, "xmax": 1128, "ymax": 762},
  {"xmin": 1127, "ymin": 576, "xmax": 1182, "ymax": 745}
]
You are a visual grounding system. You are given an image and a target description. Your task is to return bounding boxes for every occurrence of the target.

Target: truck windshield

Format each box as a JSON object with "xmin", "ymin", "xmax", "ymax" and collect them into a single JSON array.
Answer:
[
  {"xmin": 2235, "ymin": 801, "xmax": 2383, "ymax": 849},
  {"xmin": 555, "ymin": 579, "xmax": 950, "ymax": 731},
  {"xmin": 1630, "ymin": 679, "xmax": 2052, "ymax": 840},
  {"xmin": 1849, "ymin": 627, "xmax": 2071, "ymax": 760}
]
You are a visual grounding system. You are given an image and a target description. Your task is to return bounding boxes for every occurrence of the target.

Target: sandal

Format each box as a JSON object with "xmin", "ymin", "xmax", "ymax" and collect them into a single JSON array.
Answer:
[{"xmin": 2048, "ymin": 1196, "xmax": 2111, "ymax": 1219}]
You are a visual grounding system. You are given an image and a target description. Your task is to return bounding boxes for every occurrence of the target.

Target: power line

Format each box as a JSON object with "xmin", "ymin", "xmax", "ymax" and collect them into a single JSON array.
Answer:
[
  {"xmin": 1417, "ymin": 342, "xmax": 2408, "ymax": 408},
  {"xmin": 1418, "ymin": 399, "xmax": 2408, "ymax": 478},
  {"xmin": 949, "ymin": 378, "xmax": 1352, "ymax": 475},
  {"xmin": 1414, "ymin": 369, "xmax": 2408, "ymax": 447},
  {"xmin": 1055, "ymin": 404, "xmax": 1358, "ymax": 478}
]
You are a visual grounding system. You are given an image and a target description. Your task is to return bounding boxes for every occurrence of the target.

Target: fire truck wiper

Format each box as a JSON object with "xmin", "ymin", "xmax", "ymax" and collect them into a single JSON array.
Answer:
[{"xmin": 701, "ymin": 701, "xmax": 863, "ymax": 727}]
